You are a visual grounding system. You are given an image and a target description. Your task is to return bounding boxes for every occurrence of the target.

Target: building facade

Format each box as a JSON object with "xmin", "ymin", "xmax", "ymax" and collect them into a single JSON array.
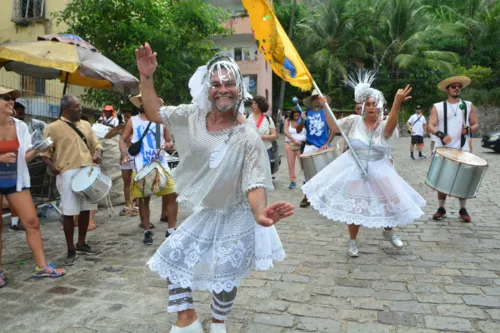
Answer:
[{"xmin": 0, "ymin": 0, "xmax": 88, "ymax": 121}]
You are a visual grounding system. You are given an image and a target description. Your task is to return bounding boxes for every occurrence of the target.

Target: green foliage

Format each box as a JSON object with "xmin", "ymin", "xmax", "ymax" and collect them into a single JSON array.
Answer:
[{"xmin": 53, "ymin": 0, "xmax": 229, "ymax": 109}]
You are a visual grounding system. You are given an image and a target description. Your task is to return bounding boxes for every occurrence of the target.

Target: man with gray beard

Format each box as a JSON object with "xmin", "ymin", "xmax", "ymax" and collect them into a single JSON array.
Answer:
[{"xmin": 135, "ymin": 44, "xmax": 294, "ymax": 333}]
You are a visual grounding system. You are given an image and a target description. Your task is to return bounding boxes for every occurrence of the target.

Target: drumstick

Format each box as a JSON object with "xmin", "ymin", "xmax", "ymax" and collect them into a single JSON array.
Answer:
[{"xmin": 57, "ymin": 162, "xmax": 70, "ymax": 172}]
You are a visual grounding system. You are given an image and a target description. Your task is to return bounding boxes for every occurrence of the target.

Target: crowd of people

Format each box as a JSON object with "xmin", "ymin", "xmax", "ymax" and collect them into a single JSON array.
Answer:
[{"xmin": 0, "ymin": 42, "xmax": 480, "ymax": 332}]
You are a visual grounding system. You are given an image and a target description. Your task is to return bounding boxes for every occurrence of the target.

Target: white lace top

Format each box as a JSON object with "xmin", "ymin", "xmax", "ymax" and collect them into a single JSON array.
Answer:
[{"xmin": 159, "ymin": 104, "xmax": 273, "ymax": 213}]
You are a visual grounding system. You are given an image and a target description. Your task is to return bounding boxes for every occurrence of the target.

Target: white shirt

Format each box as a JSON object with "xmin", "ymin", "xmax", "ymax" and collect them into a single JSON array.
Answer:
[
  {"xmin": 13, "ymin": 119, "xmax": 32, "ymax": 191},
  {"xmin": 407, "ymin": 113, "xmax": 426, "ymax": 136},
  {"xmin": 433, "ymin": 100, "xmax": 472, "ymax": 151},
  {"xmin": 246, "ymin": 113, "xmax": 276, "ymax": 150},
  {"xmin": 99, "ymin": 116, "xmax": 119, "ymax": 127}
]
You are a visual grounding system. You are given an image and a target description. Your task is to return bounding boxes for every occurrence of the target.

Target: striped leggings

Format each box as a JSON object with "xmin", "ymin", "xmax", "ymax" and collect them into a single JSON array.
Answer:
[{"xmin": 168, "ymin": 279, "xmax": 238, "ymax": 321}]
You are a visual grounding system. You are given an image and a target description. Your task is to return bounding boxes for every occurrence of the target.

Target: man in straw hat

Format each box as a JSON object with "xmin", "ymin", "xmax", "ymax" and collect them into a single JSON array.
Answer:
[
  {"xmin": 428, "ymin": 75, "xmax": 479, "ymax": 222},
  {"xmin": 135, "ymin": 43, "xmax": 293, "ymax": 333},
  {"xmin": 296, "ymin": 89, "xmax": 336, "ymax": 208}
]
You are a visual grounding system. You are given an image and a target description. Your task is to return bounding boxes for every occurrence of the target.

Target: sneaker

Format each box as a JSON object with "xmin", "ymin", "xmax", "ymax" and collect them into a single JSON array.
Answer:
[
  {"xmin": 347, "ymin": 240, "xmax": 359, "ymax": 257},
  {"xmin": 299, "ymin": 196, "xmax": 310, "ymax": 208},
  {"xmin": 75, "ymin": 243, "xmax": 100, "ymax": 256},
  {"xmin": 419, "ymin": 154, "xmax": 427, "ymax": 159},
  {"xmin": 9, "ymin": 223, "xmax": 25, "ymax": 231},
  {"xmin": 288, "ymin": 181, "xmax": 296, "ymax": 189},
  {"xmin": 410, "ymin": 155, "xmax": 415, "ymax": 160},
  {"xmin": 432, "ymin": 207, "xmax": 447, "ymax": 220},
  {"xmin": 166, "ymin": 228, "xmax": 176, "ymax": 238},
  {"xmin": 383, "ymin": 230, "xmax": 404, "ymax": 248},
  {"xmin": 210, "ymin": 323, "xmax": 227, "ymax": 333},
  {"xmin": 144, "ymin": 230, "xmax": 154, "ymax": 245},
  {"xmin": 33, "ymin": 264, "xmax": 65, "ymax": 279},
  {"xmin": 459, "ymin": 208, "xmax": 471, "ymax": 223},
  {"xmin": 170, "ymin": 319, "xmax": 203, "ymax": 333},
  {"xmin": 160, "ymin": 216, "xmax": 168, "ymax": 222},
  {"xmin": 64, "ymin": 251, "xmax": 78, "ymax": 266}
]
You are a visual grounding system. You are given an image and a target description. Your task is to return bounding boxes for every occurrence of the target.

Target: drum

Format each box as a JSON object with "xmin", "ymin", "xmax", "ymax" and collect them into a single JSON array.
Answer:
[
  {"xmin": 71, "ymin": 166, "xmax": 112, "ymax": 204},
  {"xmin": 33, "ymin": 137, "xmax": 53, "ymax": 152},
  {"xmin": 134, "ymin": 161, "xmax": 169, "ymax": 197},
  {"xmin": 300, "ymin": 147, "xmax": 340, "ymax": 181},
  {"xmin": 426, "ymin": 147, "xmax": 488, "ymax": 199}
]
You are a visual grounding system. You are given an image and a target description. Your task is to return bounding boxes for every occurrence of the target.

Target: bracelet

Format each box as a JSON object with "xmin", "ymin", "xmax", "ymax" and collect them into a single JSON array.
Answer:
[{"xmin": 435, "ymin": 131, "xmax": 447, "ymax": 144}]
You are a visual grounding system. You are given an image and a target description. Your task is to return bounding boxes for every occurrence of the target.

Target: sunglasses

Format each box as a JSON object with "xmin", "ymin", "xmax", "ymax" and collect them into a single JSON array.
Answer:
[
  {"xmin": 449, "ymin": 84, "xmax": 462, "ymax": 90},
  {"xmin": 1, "ymin": 95, "xmax": 15, "ymax": 102}
]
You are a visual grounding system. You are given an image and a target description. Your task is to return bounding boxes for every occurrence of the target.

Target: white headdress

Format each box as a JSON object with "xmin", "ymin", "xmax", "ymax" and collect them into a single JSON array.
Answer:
[
  {"xmin": 189, "ymin": 54, "xmax": 252, "ymax": 114},
  {"xmin": 344, "ymin": 69, "xmax": 386, "ymax": 115}
]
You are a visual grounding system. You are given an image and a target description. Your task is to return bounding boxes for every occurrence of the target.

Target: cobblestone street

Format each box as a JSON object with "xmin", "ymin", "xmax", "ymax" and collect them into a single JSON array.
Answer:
[{"xmin": 1, "ymin": 138, "xmax": 499, "ymax": 333}]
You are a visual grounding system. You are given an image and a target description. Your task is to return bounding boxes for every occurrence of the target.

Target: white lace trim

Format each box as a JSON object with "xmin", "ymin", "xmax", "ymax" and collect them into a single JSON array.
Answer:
[
  {"xmin": 148, "ymin": 249, "xmax": 285, "ymax": 293},
  {"xmin": 168, "ymin": 303, "xmax": 194, "ymax": 313}
]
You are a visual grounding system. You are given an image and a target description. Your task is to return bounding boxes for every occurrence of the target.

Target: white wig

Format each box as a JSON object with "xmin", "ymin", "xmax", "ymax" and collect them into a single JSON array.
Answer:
[
  {"xmin": 344, "ymin": 69, "xmax": 386, "ymax": 115},
  {"xmin": 188, "ymin": 54, "xmax": 252, "ymax": 114}
]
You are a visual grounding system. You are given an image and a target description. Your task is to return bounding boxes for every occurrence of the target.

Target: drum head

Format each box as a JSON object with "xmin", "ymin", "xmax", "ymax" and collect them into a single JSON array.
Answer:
[
  {"xmin": 135, "ymin": 162, "xmax": 163, "ymax": 181},
  {"xmin": 72, "ymin": 166, "xmax": 99, "ymax": 192},
  {"xmin": 300, "ymin": 146, "xmax": 337, "ymax": 158},
  {"xmin": 436, "ymin": 147, "xmax": 487, "ymax": 166}
]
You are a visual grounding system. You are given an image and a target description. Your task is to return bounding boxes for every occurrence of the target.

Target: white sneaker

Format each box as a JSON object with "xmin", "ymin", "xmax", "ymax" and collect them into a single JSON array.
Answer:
[
  {"xmin": 170, "ymin": 319, "xmax": 204, "ymax": 333},
  {"xmin": 210, "ymin": 323, "xmax": 227, "ymax": 333},
  {"xmin": 382, "ymin": 230, "xmax": 404, "ymax": 248},
  {"xmin": 347, "ymin": 240, "xmax": 359, "ymax": 257}
]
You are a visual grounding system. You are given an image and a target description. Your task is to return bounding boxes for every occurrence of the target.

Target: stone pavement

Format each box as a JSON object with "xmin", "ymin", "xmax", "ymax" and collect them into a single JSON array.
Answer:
[{"xmin": 1, "ymin": 138, "xmax": 499, "ymax": 333}]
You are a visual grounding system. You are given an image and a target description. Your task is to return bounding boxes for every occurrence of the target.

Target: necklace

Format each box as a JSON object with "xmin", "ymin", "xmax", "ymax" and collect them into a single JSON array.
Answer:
[{"xmin": 448, "ymin": 100, "xmax": 460, "ymax": 117}]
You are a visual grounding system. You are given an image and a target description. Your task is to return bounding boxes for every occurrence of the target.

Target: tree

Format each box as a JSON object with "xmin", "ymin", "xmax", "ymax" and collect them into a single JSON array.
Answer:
[{"xmin": 54, "ymin": 0, "xmax": 229, "ymax": 109}]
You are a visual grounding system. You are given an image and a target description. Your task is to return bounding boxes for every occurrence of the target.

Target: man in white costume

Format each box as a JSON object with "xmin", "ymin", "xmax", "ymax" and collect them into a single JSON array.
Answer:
[
  {"xmin": 135, "ymin": 43, "xmax": 293, "ymax": 333},
  {"xmin": 428, "ymin": 76, "xmax": 479, "ymax": 222}
]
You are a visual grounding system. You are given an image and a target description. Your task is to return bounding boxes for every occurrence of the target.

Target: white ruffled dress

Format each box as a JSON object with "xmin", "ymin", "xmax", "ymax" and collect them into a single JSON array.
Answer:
[
  {"xmin": 303, "ymin": 115, "xmax": 426, "ymax": 228},
  {"xmin": 148, "ymin": 104, "xmax": 285, "ymax": 293}
]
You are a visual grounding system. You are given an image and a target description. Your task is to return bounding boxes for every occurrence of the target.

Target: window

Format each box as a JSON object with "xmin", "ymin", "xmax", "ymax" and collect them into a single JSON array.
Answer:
[
  {"xmin": 234, "ymin": 47, "xmax": 254, "ymax": 61},
  {"xmin": 243, "ymin": 75, "xmax": 257, "ymax": 96},
  {"xmin": 12, "ymin": 0, "xmax": 45, "ymax": 23},
  {"xmin": 21, "ymin": 76, "xmax": 46, "ymax": 97}
]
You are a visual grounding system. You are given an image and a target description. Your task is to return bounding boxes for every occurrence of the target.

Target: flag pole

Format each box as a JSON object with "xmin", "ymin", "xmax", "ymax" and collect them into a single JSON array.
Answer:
[{"xmin": 312, "ymin": 81, "xmax": 369, "ymax": 178}]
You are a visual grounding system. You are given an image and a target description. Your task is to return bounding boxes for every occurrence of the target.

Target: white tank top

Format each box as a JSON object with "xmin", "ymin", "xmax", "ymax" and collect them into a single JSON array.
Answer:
[
  {"xmin": 433, "ymin": 100, "xmax": 471, "ymax": 152},
  {"xmin": 131, "ymin": 115, "xmax": 169, "ymax": 171},
  {"xmin": 285, "ymin": 122, "xmax": 306, "ymax": 142}
]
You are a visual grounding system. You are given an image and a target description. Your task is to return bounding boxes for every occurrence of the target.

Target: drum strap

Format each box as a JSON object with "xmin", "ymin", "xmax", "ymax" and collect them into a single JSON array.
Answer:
[
  {"xmin": 443, "ymin": 101, "xmax": 448, "ymax": 135},
  {"xmin": 60, "ymin": 119, "xmax": 88, "ymax": 148},
  {"xmin": 155, "ymin": 123, "xmax": 161, "ymax": 149}
]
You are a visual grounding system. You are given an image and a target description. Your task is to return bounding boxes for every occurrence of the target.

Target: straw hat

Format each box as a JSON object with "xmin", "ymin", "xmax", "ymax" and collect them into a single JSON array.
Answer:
[
  {"xmin": 302, "ymin": 89, "xmax": 331, "ymax": 109},
  {"xmin": 437, "ymin": 76, "xmax": 471, "ymax": 92},
  {"xmin": 0, "ymin": 87, "xmax": 21, "ymax": 99},
  {"xmin": 130, "ymin": 94, "xmax": 165, "ymax": 108}
]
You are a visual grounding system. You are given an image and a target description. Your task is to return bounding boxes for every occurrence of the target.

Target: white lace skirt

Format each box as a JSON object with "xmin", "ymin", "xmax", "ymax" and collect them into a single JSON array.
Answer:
[
  {"xmin": 302, "ymin": 152, "xmax": 426, "ymax": 228},
  {"xmin": 147, "ymin": 204, "xmax": 286, "ymax": 293}
]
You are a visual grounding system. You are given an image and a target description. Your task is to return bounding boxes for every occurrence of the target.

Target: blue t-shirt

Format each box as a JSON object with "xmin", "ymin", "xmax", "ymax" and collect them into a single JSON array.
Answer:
[{"xmin": 302, "ymin": 109, "xmax": 329, "ymax": 147}]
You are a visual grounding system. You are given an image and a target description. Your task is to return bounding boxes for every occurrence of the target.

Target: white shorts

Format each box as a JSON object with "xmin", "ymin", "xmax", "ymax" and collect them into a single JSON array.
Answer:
[
  {"xmin": 303, "ymin": 144, "xmax": 320, "ymax": 154},
  {"xmin": 56, "ymin": 168, "xmax": 97, "ymax": 216}
]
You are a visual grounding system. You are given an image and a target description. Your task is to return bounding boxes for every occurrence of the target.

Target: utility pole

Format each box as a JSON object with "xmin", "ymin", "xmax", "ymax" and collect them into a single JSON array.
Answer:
[{"xmin": 276, "ymin": 0, "xmax": 297, "ymax": 133}]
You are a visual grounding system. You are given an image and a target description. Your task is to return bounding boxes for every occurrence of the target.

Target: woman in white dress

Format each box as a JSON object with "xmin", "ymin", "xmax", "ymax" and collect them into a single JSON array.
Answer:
[{"xmin": 303, "ymin": 72, "xmax": 426, "ymax": 257}]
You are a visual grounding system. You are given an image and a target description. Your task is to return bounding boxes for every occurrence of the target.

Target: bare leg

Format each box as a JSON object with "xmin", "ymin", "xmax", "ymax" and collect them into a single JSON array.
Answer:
[
  {"xmin": 62, "ymin": 215, "xmax": 75, "ymax": 250},
  {"xmin": 161, "ymin": 195, "xmax": 168, "ymax": 220},
  {"xmin": 7, "ymin": 190, "xmax": 47, "ymax": 268},
  {"xmin": 139, "ymin": 197, "xmax": 151, "ymax": 230},
  {"xmin": 166, "ymin": 193, "xmax": 178, "ymax": 230},
  {"xmin": 77, "ymin": 210, "xmax": 90, "ymax": 247},
  {"xmin": 121, "ymin": 169, "xmax": 132, "ymax": 208},
  {"xmin": 176, "ymin": 309, "xmax": 198, "ymax": 327},
  {"xmin": 348, "ymin": 224, "xmax": 361, "ymax": 240}
]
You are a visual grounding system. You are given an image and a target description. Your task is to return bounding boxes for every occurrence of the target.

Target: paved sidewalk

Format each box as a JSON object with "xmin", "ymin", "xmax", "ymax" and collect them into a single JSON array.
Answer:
[{"xmin": 1, "ymin": 138, "xmax": 499, "ymax": 332}]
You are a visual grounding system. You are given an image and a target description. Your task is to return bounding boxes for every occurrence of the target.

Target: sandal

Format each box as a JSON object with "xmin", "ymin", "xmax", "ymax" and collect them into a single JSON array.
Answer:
[
  {"xmin": 0, "ymin": 269, "xmax": 6, "ymax": 280},
  {"xmin": 0, "ymin": 276, "xmax": 5, "ymax": 288},
  {"xmin": 33, "ymin": 263, "xmax": 65, "ymax": 279},
  {"xmin": 119, "ymin": 207, "xmax": 131, "ymax": 216},
  {"xmin": 130, "ymin": 207, "xmax": 139, "ymax": 217}
]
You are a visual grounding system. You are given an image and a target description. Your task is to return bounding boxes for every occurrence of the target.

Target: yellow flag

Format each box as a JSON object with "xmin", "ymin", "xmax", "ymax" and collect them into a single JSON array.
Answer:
[{"xmin": 242, "ymin": 0, "xmax": 313, "ymax": 91}]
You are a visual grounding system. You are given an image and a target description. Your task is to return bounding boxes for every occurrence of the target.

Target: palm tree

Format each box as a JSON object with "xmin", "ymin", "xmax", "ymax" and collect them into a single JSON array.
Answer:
[
  {"xmin": 369, "ymin": 0, "xmax": 459, "ymax": 78},
  {"xmin": 297, "ymin": 0, "xmax": 371, "ymax": 89}
]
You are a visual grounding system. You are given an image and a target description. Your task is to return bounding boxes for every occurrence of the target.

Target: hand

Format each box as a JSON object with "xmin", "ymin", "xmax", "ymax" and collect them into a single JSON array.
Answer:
[
  {"xmin": 443, "ymin": 135, "xmax": 452, "ymax": 145},
  {"xmin": 462, "ymin": 126, "xmax": 470, "ymax": 135},
  {"xmin": 48, "ymin": 165, "xmax": 60, "ymax": 176},
  {"xmin": 293, "ymin": 140, "xmax": 301, "ymax": 146},
  {"xmin": 319, "ymin": 144, "xmax": 329, "ymax": 150},
  {"xmin": 93, "ymin": 151, "xmax": 102, "ymax": 164},
  {"xmin": 394, "ymin": 85, "xmax": 412, "ymax": 105},
  {"xmin": 162, "ymin": 142, "xmax": 174, "ymax": 151},
  {"xmin": 411, "ymin": 130, "xmax": 415, "ymax": 135},
  {"xmin": 301, "ymin": 112, "xmax": 306, "ymax": 120},
  {"xmin": 0, "ymin": 152, "xmax": 16, "ymax": 163},
  {"xmin": 318, "ymin": 96, "xmax": 328, "ymax": 106},
  {"xmin": 255, "ymin": 201, "xmax": 294, "ymax": 227},
  {"xmin": 121, "ymin": 156, "xmax": 130, "ymax": 166},
  {"xmin": 135, "ymin": 43, "xmax": 158, "ymax": 77}
]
